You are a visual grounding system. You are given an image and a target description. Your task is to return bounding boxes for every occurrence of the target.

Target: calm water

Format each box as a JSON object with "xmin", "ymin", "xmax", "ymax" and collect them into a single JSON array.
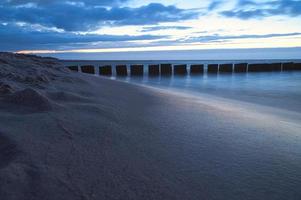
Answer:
[
  {"xmin": 62, "ymin": 59, "xmax": 301, "ymax": 112},
  {"xmin": 115, "ymin": 71, "xmax": 301, "ymax": 113}
]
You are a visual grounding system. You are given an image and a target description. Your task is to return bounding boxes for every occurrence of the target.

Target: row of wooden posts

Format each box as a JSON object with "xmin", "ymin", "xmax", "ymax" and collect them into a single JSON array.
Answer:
[{"xmin": 67, "ymin": 62, "xmax": 301, "ymax": 76}]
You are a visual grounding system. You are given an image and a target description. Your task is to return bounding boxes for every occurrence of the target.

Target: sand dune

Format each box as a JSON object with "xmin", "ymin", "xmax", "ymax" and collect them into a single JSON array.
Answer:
[{"xmin": 0, "ymin": 53, "xmax": 301, "ymax": 200}]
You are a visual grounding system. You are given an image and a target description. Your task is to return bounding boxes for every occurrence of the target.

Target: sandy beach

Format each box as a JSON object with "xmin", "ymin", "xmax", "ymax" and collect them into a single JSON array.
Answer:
[{"xmin": 1, "ymin": 53, "xmax": 301, "ymax": 200}]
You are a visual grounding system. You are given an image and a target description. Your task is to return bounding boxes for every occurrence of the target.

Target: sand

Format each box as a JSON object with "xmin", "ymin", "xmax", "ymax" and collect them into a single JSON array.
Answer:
[{"xmin": 0, "ymin": 53, "xmax": 301, "ymax": 200}]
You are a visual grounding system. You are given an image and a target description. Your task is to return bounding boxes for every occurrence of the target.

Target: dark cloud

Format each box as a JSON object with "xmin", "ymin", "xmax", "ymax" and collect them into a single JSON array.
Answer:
[
  {"xmin": 0, "ymin": 23, "xmax": 166, "ymax": 51},
  {"xmin": 110, "ymin": 4, "xmax": 198, "ymax": 26},
  {"xmin": 0, "ymin": 2, "xmax": 198, "ymax": 31},
  {"xmin": 221, "ymin": 0, "xmax": 301, "ymax": 19},
  {"xmin": 141, "ymin": 25, "xmax": 192, "ymax": 32},
  {"xmin": 0, "ymin": 1, "xmax": 198, "ymax": 51}
]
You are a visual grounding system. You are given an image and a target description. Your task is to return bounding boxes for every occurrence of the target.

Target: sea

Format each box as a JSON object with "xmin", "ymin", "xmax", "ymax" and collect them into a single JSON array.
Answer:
[{"xmin": 61, "ymin": 59, "xmax": 301, "ymax": 113}]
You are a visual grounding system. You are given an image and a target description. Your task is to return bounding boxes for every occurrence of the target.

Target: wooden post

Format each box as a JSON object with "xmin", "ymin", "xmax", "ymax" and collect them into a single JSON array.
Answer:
[
  {"xmin": 99, "ymin": 65, "xmax": 112, "ymax": 76},
  {"xmin": 234, "ymin": 63, "xmax": 247, "ymax": 73},
  {"xmin": 293, "ymin": 63, "xmax": 301, "ymax": 70},
  {"xmin": 130, "ymin": 65, "xmax": 144, "ymax": 76},
  {"xmin": 174, "ymin": 64, "xmax": 187, "ymax": 75},
  {"xmin": 160, "ymin": 64, "xmax": 172, "ymax": 75},
  {"xmin": 248, "ymin": 64, "xmax": 269, "ymax": 72},
  {"xmin": 282, "ymin": 62, "xmax": 294, "ymax": 71},
  {"xmin": 190, "ymin": 64, "xmax": 204, "ymax": 74},
  {"xmin": 148, "ymin": 64, "xmax": 160, "ymax": 76},
  {"xmin": 270, "ymin": 63, "xmax": 282, "ymax": 71},
  {"xmin": 207, "ymin": 64, "xmax": 218, "ymax": 73},
  {"xmin": 81, "ymin": 65, "xmax": 95, "ymax": 74},
  {"xmin": 219, "ymin": 64, "xmax": 233, "ymax": 73},
  {"xmin": 116, "ymin": 65, "xmax": 128, "ymax": 76}
]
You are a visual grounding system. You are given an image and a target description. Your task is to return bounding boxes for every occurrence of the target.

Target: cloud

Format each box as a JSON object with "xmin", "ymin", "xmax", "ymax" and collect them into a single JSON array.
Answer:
[
  {"xmin": 208, "ymin": 0, "xmax": 224, "ymax": 11},
  {"xmin": 221, "ymin": 9, "xmax": 266, "ymax": 19},
  {"xmin": 121, "ymin": 32, "xmax": 301, "ymax": 47},
  {"xmin": 0, "ymin": 23, "xmax": 166, "ymax": 51},
  {"xmin": 186, "ymin": 32, "xmax": 301, "ymax": 42},
  {"xmin": 0, "ymin": 1, "xmax": 198, "ymax": 51},
  {"xmin": 221, "ymin": 0, "xmax": 301, "ymax": 19},
  {"xmin": 0, "ymin": 2, "xmax": 198, "ymax": 31},
  {"xmin": 141, "ymin": 25, "xmax": 192, "ymax": 32},
  {"xmin": 4, "ymin": 0, "xmax": 128, "ymax": 6},
  {"xmin": 236, "ymin": 0, "xmax": 257, "ymax": 6}
]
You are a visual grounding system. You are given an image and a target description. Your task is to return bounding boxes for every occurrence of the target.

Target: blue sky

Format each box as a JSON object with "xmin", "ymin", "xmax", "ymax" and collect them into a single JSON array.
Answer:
[{"xmin": 1, "ymin": 0, "xmax": 301, "ymax": 57}]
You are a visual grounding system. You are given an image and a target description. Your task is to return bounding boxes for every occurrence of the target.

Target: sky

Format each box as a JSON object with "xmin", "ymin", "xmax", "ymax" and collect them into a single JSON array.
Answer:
[{"xmin": 1, "ymin": 0, "xmax": 301, "ymax": 59}]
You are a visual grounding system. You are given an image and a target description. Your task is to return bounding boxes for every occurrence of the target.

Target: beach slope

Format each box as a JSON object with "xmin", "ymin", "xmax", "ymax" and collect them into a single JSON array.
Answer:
[{"xmin": 0, "ymin": 53, "xmax": 301, "ymax": 200}]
